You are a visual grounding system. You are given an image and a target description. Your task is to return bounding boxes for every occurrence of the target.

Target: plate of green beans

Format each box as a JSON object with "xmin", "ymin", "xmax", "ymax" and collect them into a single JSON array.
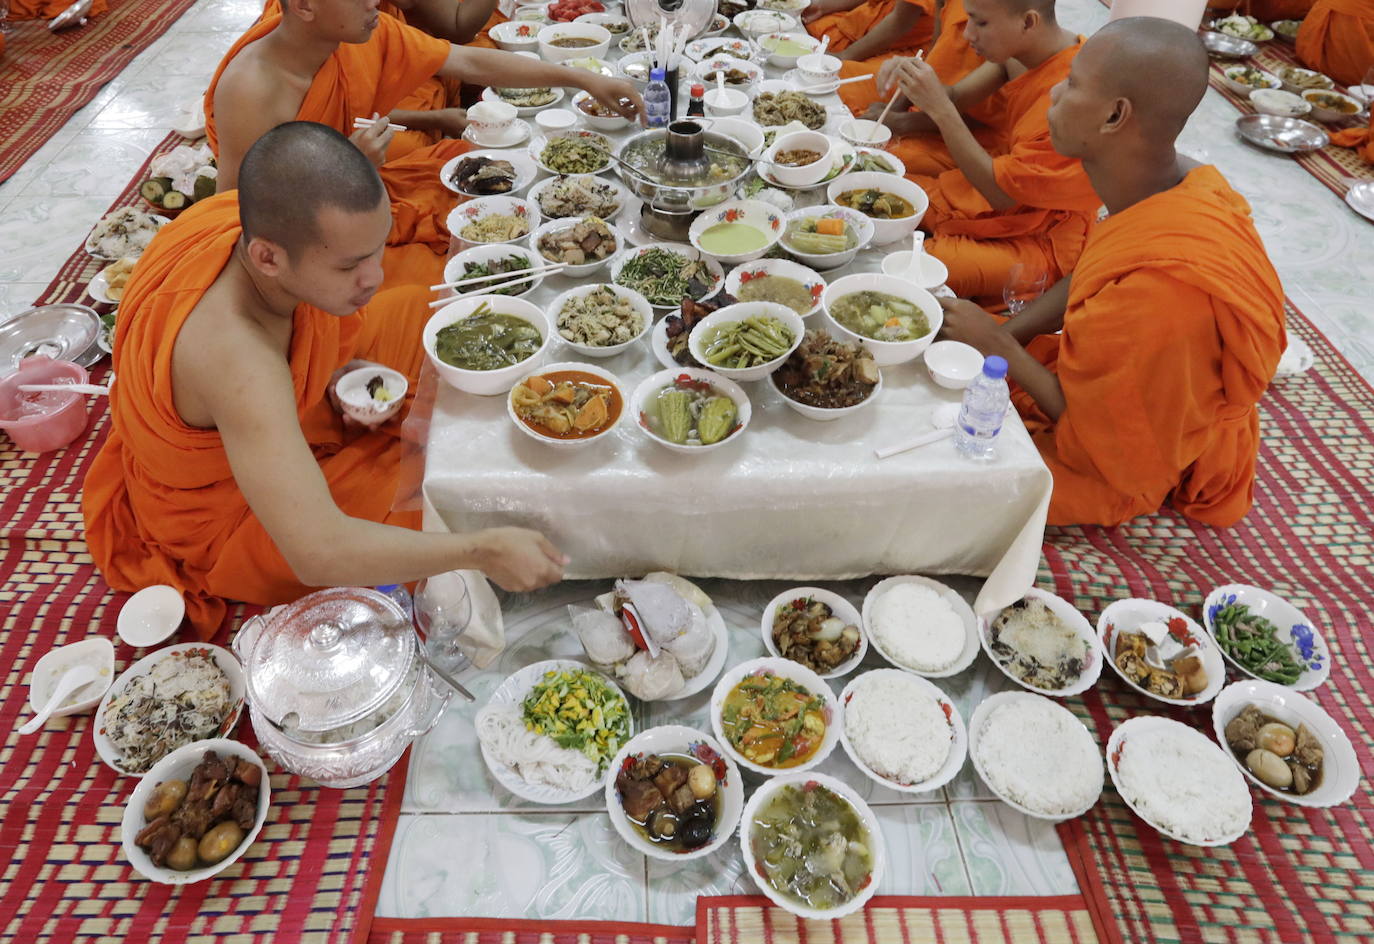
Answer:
[{"xmin": 1203, "ymin": 584, "xmax": 1330, "ymax": 691}]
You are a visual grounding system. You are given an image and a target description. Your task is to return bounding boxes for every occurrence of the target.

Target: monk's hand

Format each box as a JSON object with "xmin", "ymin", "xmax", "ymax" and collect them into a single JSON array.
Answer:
[
  {"xmin": 475, "ymin": 527, "xmax": 568, "ymax": 592},
  {"xmin": 429, "ymin": 107, "xmax": 468, "ymax": 140},
  {"xmin": 875, "ymin": 57, "xmax": 909, "ymax": 97},
  {"xmin": 894, "ymin": 58, "xmax": 952, "ymax": 119},
  {"xmin": 349, "ymin": 113, "xmax": 394, "ymax": 168},
  {"xmin": 938, "ymin": 298, "xmax": 1017, "ymax": 358},
  {"xmin": 328, "ymin": 359, "xmax": 395, "ymax": 428},
  {"xmin": 802, "ymin": 0, "xmax": 837, "ymax": 24},
  {"xmin": 584, "ymin": 76, "xmax": 645, "ymax": 125}
]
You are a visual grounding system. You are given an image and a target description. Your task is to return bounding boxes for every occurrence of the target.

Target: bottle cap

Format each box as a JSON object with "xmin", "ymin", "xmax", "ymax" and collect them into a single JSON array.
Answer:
[
  {"xmin": 650, "ymin": 67, "xmax": 667, "ymax": 82},
  {"xmin": 982, "ymin": 355, "xmax": 1008, "ymax": 380},
  {"xmin": 690, "ymin": 83, "xmax": 705, "ymax": 96}
]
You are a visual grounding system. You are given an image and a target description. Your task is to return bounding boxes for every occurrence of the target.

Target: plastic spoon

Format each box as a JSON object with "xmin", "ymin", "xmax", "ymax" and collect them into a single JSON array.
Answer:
[
  {"xmin": 874, "ymin": 402, "xmax": 961, "ymax": 459},
  {"xmin": 18, "ymin": 383, "xmax": 109, "ymax": 396},
  {"xmin": 908, "ymin": 231, "xmax": 925, "ymax": 278},
  {"xmin": 817, "ymin": 35, "xmax": 831, "ymax": 58},
  {"xmin": 18, "ymin": 664, "xmax": 98, "ymax": 735}
]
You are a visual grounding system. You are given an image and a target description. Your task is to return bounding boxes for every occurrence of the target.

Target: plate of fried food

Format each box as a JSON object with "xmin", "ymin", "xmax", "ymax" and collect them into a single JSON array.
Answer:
[{"xmin": 88, "ymin": 257, "xmax": 138, "ymax": 306}]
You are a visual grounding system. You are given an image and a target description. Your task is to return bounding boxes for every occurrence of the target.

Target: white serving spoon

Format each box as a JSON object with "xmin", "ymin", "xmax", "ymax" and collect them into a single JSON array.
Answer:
[
  {"xmin": 18, "ymin": 383, "xmax": 110, "ymax": 396},
  {"xmin": 18, "ymin": 664, "xmax": 98, "ymax": 735},
  {"xmin": 874, "ymin": 402, "xmax": 961, "ymax": 459}
]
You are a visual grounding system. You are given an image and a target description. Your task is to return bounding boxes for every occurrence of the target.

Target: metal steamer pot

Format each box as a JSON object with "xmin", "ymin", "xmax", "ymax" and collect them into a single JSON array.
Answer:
[
  {"xmin": 616, "ymin": 121, "xmax": 755, "ymax": 240},
  {"xmin": 232, "ymin": 587, "xmax": 451, "ymax": 788}
]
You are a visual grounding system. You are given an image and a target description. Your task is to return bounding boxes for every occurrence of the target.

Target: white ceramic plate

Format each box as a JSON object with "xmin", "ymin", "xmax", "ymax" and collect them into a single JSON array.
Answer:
[
  {"xmin": 1096, "ymin": 598, "xmax": 1226, "ymax": 706},
  {"xmin": 528, "ymin": 129, "xmax": 614, "ymax": 177},
  {"xmin": 482, "ymin": 85, "xmax": 565, "ymax": 116},
  {"xmin": 86, "ymin": 270, "xmax": 117, "ymax": 306},
  {"xmin": 967, "ymin": 691, "xmax": 1103, "ymax": 822},
  {"xmin": 477, "ymin": 659, "xmax": 632, "ymax": 804},
  {"xmin": 1106, "ymin": 715, "xmax": 1251, "ymax": 846},
  {"xmin": 978, "ymin": 588, "xmax": 1103, "ymax": 698},
  {"xmin": 709, "ymin": 656, "xmax": 840, "ymax": 776},
  {"xmin": 650, "ymin": 316, "xmax": 691, "ymax": 371},
  {"xmin": 1202, "ymin": 583, "xmax": 1330, "ymax": 691},
  {"xmin": 85, "ymin": 214, "xmax": 166, "ymax": 261},
  {"xmin": 439, "ymin": 149, "xmax": 539, "ymax": 198},
  {"xmin": 609, "ymin": 243, "xmax": 724, "ymax": 310},
  {"xmin": 1210, "ymin": 679, "xmax": 1360, "ymax": 808},
  {"xmin": 861, "ymin": 575, "xmax": 979, "ymax": 679},
  {"xmin": 93, "ymin": 644, "xmax": 246, "ymax": 777},
  {"xmin": 760, "ymin": 586, "xmax": 867, "ymax": 679},
  {"xmin": 462, "ymin": 118, "xmax": 533, "ymax": 149},
  {"xmin": 839, "ymin": 669, "xmax": 966, "ymax": 794}
]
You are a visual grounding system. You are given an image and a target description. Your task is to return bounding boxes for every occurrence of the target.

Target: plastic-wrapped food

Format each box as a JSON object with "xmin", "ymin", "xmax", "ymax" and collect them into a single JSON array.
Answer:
[
  {"xmin": 619, "ymin": 580, "xmax": 695, "ymax": 645},
  {"xmin": 620, "ymin": 650, "xmax": 686, "ymax": 700},
  {"xmin": 570, "ymin": 604, "xmax": 636, "ymax": 665},
  {"xmin": 661, "ymin": 611, "xmax": 714, "ymax": 677}
]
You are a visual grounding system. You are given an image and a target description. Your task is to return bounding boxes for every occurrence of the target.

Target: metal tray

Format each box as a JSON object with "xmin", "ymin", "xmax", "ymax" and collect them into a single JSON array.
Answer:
[
  {"xmin": 0, "ymin": 304, "xmax": 104, "ymax": 373},
  {"xmin": 1235, "ymin": 113, "xmax": 1329, "ymax": 153}
]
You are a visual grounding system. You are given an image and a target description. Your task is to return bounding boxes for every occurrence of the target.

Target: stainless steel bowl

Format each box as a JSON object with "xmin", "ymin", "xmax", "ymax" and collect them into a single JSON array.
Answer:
[
  {"xmin": 1345, "ymin": 181, "xmax": 1374, "ymax": 223},
  {"xmin": 616, "ymin": 125, "xmax": 755, "ymax": 214},
  {"xmin": 1235, "ymin": 114, "xmax": 1330, "ymax": 153},
  {"xmin": 0, "ymin": 304, "xmax": 104, "ymax": 372},
  {"xmin": 1201, "ymin": 31, "xmax": 1258, "ymax": 59}
]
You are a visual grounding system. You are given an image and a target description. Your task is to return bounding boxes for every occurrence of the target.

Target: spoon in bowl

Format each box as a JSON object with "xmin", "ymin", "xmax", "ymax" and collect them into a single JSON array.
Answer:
[{"xmin": 18, "ymin": 664, "xmax": 98, "ymax": 735}]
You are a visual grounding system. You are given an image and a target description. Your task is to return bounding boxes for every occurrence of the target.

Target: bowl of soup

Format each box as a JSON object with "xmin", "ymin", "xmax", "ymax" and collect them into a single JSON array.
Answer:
[
  {"xmin": 537, "ymin": 22, "xmax": 611, "ymax": 62},
  {"xmin": 506, "ymin": 361, "xmax": 625, "ymax": 447},
  {"xmin": 688, "ymin": 198, "xmax": 785, "ymax": 264},
  {"xmin": 757, "ymin": 31, "xmax": 819, "ymax": 69},
  {"xmin": 763, "ymin": 130, "xmax": 833, "ymax": 188},
  {"xmin": 825, "ymin": 172, "xmax": 928, "ymax": 246},
  {"xmin": 424, "ymin": 295, "xmax": 551, "ymax": 395},
  {"xmin": 1301, "ymin": 89, "xmax": 1365, "ymax": 123},
  {"xmin": 822, "ymin": 273, "xmax": 942, "ymax": 366},
  {"xmin": 709, "ymin": 656, "xmax": 841, "ymax": 775},
  {"xmin": 741, "ymin": 771, "xmax": 885, "ymax": 920}
]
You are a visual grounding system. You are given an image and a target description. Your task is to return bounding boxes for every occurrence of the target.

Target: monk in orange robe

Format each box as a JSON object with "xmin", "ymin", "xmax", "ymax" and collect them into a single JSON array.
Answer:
[
  {"xmin": 1208, "ymin": 0, "xmax": 1313, "ymax": 20},
  {"xmin": 82, "ymin": 124, "xmax": 566, "ymax": 638},
  {"xmin": 803, "ymin": 0, "xmax": 934, "ymax": 62},
  {"xmin": 1296, "ymin": 0, "xmax": 1374, "ymax": 85},
  {"xmin": 879, "ymin": 0, "xmax": 1098, "ymax": 297},
  {"xmin": 5, "ymin": 0, "xmax": 107, "ymax": 19},
  {"xmin": 941, "ymin": 19, "xmax": 1285, "ymax": 527}
]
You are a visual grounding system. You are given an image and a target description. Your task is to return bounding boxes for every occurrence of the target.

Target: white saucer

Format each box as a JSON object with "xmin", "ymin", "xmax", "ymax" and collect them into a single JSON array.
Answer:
[
  {"xmin": 1345, "ymin": 180, "xmax": 1374, "ymax": 222},
  {"xmin": 463, "ymin": 118, "xmax": 532, "ymax": 149},
  {"xmin": 86, "ymin": 270, "xmax": 117, "ymax": 306},
  {"xmin": 783, "ymin": 68, "xmax": 839, "ymax": 96}
]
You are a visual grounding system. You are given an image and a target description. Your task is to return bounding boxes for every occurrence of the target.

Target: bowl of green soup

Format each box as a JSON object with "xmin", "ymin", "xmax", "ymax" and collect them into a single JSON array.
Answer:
[
  {"xmin": 688, "ymin": 199, "xmax": 785, "ymax": 265},
  {"xmin": 756, "ymin": 31, "xmax": 819, "ymax": 70},
  {"xmin": 822, "ymin": 273, "xmax": 942, "ymax": 366},
  {"xmin": 423, "ymin": 295, "xmax": 551, "ymax": 396}
]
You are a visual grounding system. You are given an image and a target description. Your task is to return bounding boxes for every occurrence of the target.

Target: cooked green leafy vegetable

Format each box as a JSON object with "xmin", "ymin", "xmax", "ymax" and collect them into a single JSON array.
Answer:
[{"xmin": 521, "ymin": 668, "xmax": 629, "ymax": 771}]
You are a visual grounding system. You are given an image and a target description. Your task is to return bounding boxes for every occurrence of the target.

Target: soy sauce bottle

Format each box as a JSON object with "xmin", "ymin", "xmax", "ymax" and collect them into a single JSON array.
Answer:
[{"xmin": 686, "ymin": 83, "xmax": 706, "ymax": 119}]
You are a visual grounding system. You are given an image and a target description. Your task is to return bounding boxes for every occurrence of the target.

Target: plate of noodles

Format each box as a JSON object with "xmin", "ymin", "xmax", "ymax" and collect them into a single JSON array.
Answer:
[{"xmin": 474, "ymin": 659, "xmax": 634, "ymax": 803}]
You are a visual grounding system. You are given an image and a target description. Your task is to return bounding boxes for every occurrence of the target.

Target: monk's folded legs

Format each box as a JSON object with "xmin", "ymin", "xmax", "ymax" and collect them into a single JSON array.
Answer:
[{"xmin": 924, "ymin": 232, "xmax": 1058, "ymax": 301}]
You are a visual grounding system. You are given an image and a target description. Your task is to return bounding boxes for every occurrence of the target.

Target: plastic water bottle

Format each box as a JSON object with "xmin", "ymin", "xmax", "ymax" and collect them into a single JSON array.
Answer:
[
  {"xmin": 954, "ymin": 355, "xmax": 1010, "ymax": 461},
  {"xmin": 376, "ymin": 584, "xmax": 413, "ymax": 623},
  {"xmin": 644, "ymin": 68, "xmax": 671, "ymax": 128}
]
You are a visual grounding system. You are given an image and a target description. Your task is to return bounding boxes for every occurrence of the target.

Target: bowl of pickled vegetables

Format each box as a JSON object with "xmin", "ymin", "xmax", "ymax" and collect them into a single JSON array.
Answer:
[
  {"xmin": 779, "ymin": 206, "xmax": 874, "ymax": 270},
  {"xmin": 686, "ymin": 302, "xmax": 804, "ymax": 382},
  {"xmin": 822, "ymin": 273, "xmax": 942, "ymax": 366},
  {"xmin": 631, "ymin": 367, "xmax": 751, "ymax": 453},
  {"xmin": 424, "ymin": 296, "xmax": 551, "ymax": 396},
  {"xmin": 709, "ymin": 656, "xmax": 841, "ymax": 775}
]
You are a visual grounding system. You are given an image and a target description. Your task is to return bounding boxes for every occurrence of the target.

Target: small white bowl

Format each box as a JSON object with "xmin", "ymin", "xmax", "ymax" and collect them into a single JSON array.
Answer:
[
  {"xmin": 756, "ymin": 31, "xmax": 819, "ymax": 70},
  {"xmin": 534, "ymin": 108, "xmax": 579, "ymax": 134},
  {"xmin": 922, "ymin": 340, "xmax": 983, "ymax": 390},
  {"xmin": 440, "ymin": 148, "xmax": 539, "ymax": 198},
  {"xmin": 1202, "ymin": 584, "xmax": 1330, "ymax": 691},
  {"xmin": 537, "ymin": 22, "xmax": 611, "ymax": 63},
  {"xmin": 609, "ymin": 243, "xmax": 725, "ymax": 310},
  {"xmin": 827, "ymin": 172, "xmax": 928, "ymax": 246},
  {"xmin": 561, "ymin": 55, "xmax": 617, "ymax": 78},
  {"xmin": 122, "ymin": 738, "xmax": 271, "ymax": 884},
  {"xmin": 467, "ymin": 99, "xmax": 518, "ymax": 140},
  {"xmin": 1250, "ymin": 87, "xmax": 1311, "ymax": 118},
  {"xmin": 703, "ymin": 87, "xmax": 750, "ymax": 118},
  {"xmin": 688, "ymin": 302, "xmax": 804, "ymax": 382},
  {"xmin": 616, "ymin": 51, "xmax": 656, "ymax": 86},
  {"xmin": 506, "ymin": 360, "xmax": 625, "ymax": 447},
  {"xmin": 822, "ymin": 273, "xmax": 943, "ymax": 366},
  {"xmin": 724, "ymin": 257, "xmax": 826, "ymax": 319},
  {"xmin": 1222, "ymin": 65, "xmax": 1282, "ymax": 96},
  {"xmin": 116, "ymin": 585, "xmax": 186, "ymax": 648},
  {"xmin": 423, "ymin": 295, "xmax": 551, "ymax": 396},
  {"xmin": 1301, "ymin": 88, "xmax": 1366, "ymax": 123},
  {"xmin": 779, "ymin": 205, "xmax": 874, "ymax": 270},
  {"xmin": 796, "ymin": 52, "xmax": 841, "ymax": 86},
  {"xmin": 771, "ymin": 367, "xmax": 883, "ymax": 422},
  {"xmin": 861, "ymin": 575, "xmax": 980, "ymax": 678},
  {"xmin": 692, "ymin": 56, "xmax": 764, "ymax": 94},
  {"xmin": 550, "ymin": 282, "xmax": 653, "ymax": 357},
  {"xmin": 684, "ymin": 36, "xmax": 757, "ymax": 63},
  {"xmin": 978, "ymin": 588, "xmax": 1104, "ymax": 699},
  {"xmin": 688, "ymin": 198, "xmax": 786, "ymax": 265},
  {"xmin": 739, "ymin": 772, "xmax": 884, "ymax": 921},
  {"xmin": 1096, "ymin": 598, "xmax": 1226, "ymax": 706},
  {"xmin": 571, "ymin": 91, "xmax": 632, "ymax": 131},
  {"xmin": 840, "ymin": 669, "xmax": 967, "ymax": 794},
  {"xmin": 335, "ymin": 366, "xmax": 408, "ymax": 426},
  {"xmin": 443, "ymin": 243, "xmax": 545, "ymax": 299},
  {"xmin": 709, "ymin": 656, "xmax": 841, "ymax": 775},
  {"xmin": 489, "ymin": 19, "xmax": 542, "ymax": 51},
  {"xmin": 528, "ymin": 174, "xmax": 627, "ymax": 223},
  {"xmin": 28, "ymin": 637, "xmax": 115, "ymax": 718},
  {"xmin": 760, "ymin": 586, "xmax": 868, "ymax": 678},
  {"xmin": 703, "ymin": 12, "xmax": 730, "ymax": 36},
  {"xmin": 530, "ymin": 128, "xmax": 614, "ymax": 176},
  {"xmin": 764, "ymin": 130, "xmax": 833, "ymax": 188},
  {"xmin": 447, "ymin": 195, "xmax": 539, "ymax": 250},
  {"xmin": 631, "ymin": 367, "xmax": 751, "ymax": 453},
  {"xmin": 702, "ymin": 116, "xmax": 766, "ymax": 158},
  {"xmin": 733, "ymin": 9, "xmax": 795, "ymax": 39},
  {"xmin": 94, "ymin": 643, "xmax": 247, "ymax": 776},
  {"xmin": 1210, "ymin": 679, "xmax": 1360, "ymax": 808},
  {"xmin": 604, "ymin": 725, "xmax": 745, "ymax": 861},
  {"xmin": 852, "ymin": 146, "xmax": 906, "ymax": 176},
  {"xmin": 839, "ymin": 118, "xmax": 894, "ymax": 150},
  {"xmin": 881, "ymin": 250, "xmax": 948, "ymax": 291},
  {"xmin": 530, "ymin": 216, "xmax": 622, "ymax": 278}
]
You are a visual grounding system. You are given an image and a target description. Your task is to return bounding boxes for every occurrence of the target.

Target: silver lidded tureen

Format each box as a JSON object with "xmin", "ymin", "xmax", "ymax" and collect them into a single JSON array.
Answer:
[
  {"xmin": 233, "ymin": 587, "xmax": 451, "ymax": 788},
  {"xmin": 617, "ymin": 120, "xmax": 755, "ymax": 239}
]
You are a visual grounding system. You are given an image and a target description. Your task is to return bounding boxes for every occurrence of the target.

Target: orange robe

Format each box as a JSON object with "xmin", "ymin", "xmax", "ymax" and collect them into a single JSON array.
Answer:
[
  {"xmin": 81, "ymin": 195, "xmax": 427, "ymax": 638},
  {"xmin": 806, "ymin": 0, "xmax": 934, "ymax": 60},
  {"xmin": 1209, "ymin": 0, "xmax": 1314, "ymax": 19},
  {"xmin": 5, "ymin": 0, "xmax": 107, "ymax": 19},
  {"xmin": 205, "ymin": 12, "xmax": 467, "ymax": 289},
  {"xmin": 913, "ymin": 40, "xmax": 1099, "ymax": 299},
  {"xmin": 1014, "ymin": 166, "xmax": 1286, "ymax": 527},
  {"xmin": 1296, "ymin": 0, "xmax": 1374, "ymax": 85},
  {"xmin": 1332, "ymin": 112, "xmax": 1374, "ymax": 160}
]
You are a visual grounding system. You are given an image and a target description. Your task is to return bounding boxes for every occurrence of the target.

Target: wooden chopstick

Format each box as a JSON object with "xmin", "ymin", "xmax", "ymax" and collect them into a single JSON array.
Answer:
[{"xmin": 429, "ymin": 261, "xmax": 567, "ymax": 293}]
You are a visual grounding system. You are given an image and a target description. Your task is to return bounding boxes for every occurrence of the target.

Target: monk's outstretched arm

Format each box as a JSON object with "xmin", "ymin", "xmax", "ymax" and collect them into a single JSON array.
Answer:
[
  {"xmin": 938, "ymin": 298, "xmax": 1066, "ymax": 419},
  {"xmin": 1004, "ymin": 275, "xmax": 1070, "ymax": 344},
  {"xmin": 838, "ymin": 1, "xmax": 926, "ymax": 63},
  {"xmin": 437, "ymin": 46, "xmax": 645, "ymax": 118}
]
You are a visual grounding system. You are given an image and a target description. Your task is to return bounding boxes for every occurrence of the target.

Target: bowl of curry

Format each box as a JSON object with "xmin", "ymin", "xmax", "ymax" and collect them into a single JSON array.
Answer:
[
  {"xmin": 506, "ymin": 361, "xmax": 625, "ymax": 447},
  {"xmin": 709, "ymin": 656, "xmax": 840, "ymax": 776}
]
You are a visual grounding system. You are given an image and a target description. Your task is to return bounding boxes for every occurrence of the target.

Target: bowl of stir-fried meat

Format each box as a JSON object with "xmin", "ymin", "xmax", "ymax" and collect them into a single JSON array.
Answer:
[
  {"xmin": 692, "ymin": 57, "xmax": 763, "ymax": 92},
  {"xmin": 770, "ymin": 330, "xmax": 882, "ymax": 420},
  {"xmin": 762, "ymin": 587, "xmax": 867, "ymax": 677},
  {"xmin": 442, "ymin": 150, "xmax": 537, "ymax": 196},
  {"xmin": 507, "ymin": 361, "xmax": 625, "ymax": 447},
  {"xmin": 123, "ymin": 739, "xmax": 270, "ymax": 884}
]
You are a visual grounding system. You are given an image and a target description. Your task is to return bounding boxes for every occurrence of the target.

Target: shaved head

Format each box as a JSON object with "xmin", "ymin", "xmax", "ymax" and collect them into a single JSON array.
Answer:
[
  {"xmin": 238, "ymin": 121, "xmax": 386, "ymax": 259},
  {"xmin": 1082, "ymin": 17, "xmax": 1208, "ymax": 138},
  {"xmin": 993, "ymin": 0, "xmax": 1057, "ymax": 20}
]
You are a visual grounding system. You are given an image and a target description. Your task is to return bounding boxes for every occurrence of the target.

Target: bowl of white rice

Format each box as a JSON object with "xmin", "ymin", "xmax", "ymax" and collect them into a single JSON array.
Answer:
[
  {"xmin": 968, "ymin": 691, "xmax": 1103, "ymax": 821},
  {"xmin": 839, "ymin": 669, "xmax": 966, "ymax": 794},
  {"xmin": 1107, "ymin": 716, "xmax": 1252, "ymax": 846},
  {"xmin": 979, "ymin": 588, "xmax": 1102, "ymax": 698},
  {"xmin": 862, "ymin": 576, "xmax": 978, "ymax": 678}
]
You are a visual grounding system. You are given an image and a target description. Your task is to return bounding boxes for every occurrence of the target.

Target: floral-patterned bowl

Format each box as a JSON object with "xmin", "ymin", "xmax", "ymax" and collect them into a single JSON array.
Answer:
[
  {"xmin": 688, "ymin": 199, "xmax": 785, "ymax": 265},
  {"xmin": 445, "ymin": 195, "xmax": 540, "ymax": 250},
  {"xmin": 1202, "ymin": 584, "xmax": 1330, "ymax": 691},
  {"xmin": 724, "ymin": 258, "xmax": 826, "ymax": 318}
]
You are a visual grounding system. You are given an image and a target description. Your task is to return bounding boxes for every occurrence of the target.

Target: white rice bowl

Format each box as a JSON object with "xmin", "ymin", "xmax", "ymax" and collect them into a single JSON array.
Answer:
[
  {"xmin": 970, "ymin": 692, "xmax": 1103, "ymax": 820},
  {"xmin": 863, "ymin": 577, "xmax": 974, "ymax": 675},
  {"xmin": 840, "ymin": 670, "xmax": 965, "ymax": 792}
]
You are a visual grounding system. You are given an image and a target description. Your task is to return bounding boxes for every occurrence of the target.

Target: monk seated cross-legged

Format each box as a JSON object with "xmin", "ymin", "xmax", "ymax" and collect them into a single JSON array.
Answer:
[
  {"xmin": 939, "ymin": 19, "xmax": 1287, "ymax": 528},
  {"xmin": 863, "ymin": 0, "xmax": 1101, "ymax": 299},
  {"xmin": 803, "ymin": 0, "xmax": 935, "ymax": 63},
  {"xmin": 82, "ymin": 123, "xmax": 567, "ymax": 639}
]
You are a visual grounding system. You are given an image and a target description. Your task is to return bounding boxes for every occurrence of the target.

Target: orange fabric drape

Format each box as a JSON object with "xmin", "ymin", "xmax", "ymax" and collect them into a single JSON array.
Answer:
[
  {"xmin": 81, "ymin": 194, "xmax": 427, "ymax": 638},
  {"xmin": 1209, "ymin": 0, "xmax": 1314, "ymax": 19},
  {"xmin": 806, "ymin": 0, "xmax": 934, "ymax": 59},
  {"xmin": 1295, "ymin": 0, "xmax": 1374, "ymax": 85},
  {"xmin": 1331, "ymin": 112, "xmax": 1374, "ymax": 161},
  {"xmin": 1013, "ymin": 166, "xmax": 1286, "ymax": 527},
  {"xmin": 5, "ymin": 0, "xmax": 107, "ymax": 19}
]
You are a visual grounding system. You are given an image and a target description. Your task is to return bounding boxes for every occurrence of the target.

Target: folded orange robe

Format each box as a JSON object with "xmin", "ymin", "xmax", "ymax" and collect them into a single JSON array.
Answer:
[
  {"xmin": 807, "ymin": 0, "xmax": 933, "ymax": 60},
  {"xmin": 1296, "ymin": 0, "xmax": 1374, "ymax": 85},
  {"xmin": 913, "ymin": 40, "xmax": 1098, "ymax": 298},
  {"xmin": 1331, "ymin": 112, "xmax": 1374, "ymax": 160},
  {"xmin": 5, "ymin": 0, "xmax": 107, "ymax": 19},
  {"xmin": 206, "ymin": 12, "xmax": 467, "ymax": 288},
  {"xmin": 82, "ymin": 195, "xmax": 428, "ymax": 638},
  {"xmin": 1012, "ymin": 166, "xmax": 1286, "ymax": 527}
]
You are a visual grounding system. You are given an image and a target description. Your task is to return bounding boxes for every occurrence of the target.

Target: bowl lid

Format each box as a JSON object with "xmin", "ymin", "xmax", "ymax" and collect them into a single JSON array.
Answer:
[
  {"xmin": 245, "ymin": 587, "xmax": 415, "ymax": 732},
  {"xmin": 0, "ymin": 304, "xmax": 103, "ymax": 372}
]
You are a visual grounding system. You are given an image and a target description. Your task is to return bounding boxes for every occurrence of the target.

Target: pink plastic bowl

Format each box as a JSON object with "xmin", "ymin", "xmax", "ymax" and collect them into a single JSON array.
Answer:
[{"xmin": 0, "ymin": 356, "xmax": 91, "ymax": 453}]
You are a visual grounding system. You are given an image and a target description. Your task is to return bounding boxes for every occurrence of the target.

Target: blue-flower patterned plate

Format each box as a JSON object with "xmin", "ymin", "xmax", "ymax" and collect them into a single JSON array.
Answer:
[{"xmin": 1202, "ymin": 584, "xmax": 1331, "ymax": 691}]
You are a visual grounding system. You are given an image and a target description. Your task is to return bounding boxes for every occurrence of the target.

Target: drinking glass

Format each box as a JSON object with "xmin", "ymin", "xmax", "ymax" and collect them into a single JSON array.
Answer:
[
  {"xmin": 0, "ymin": 0, "xmax": 11, "ymax": 34},
  {"xmin": 1003, "ymin": 264, "xmax": 1048, "ymax": 315},
  {"xmin": 413, "ymin": 572, "xmax": 474, "ymax": 673},
  {"xmin": 1357, "ymin": 66, "xmax": 1374, "ymax": 108}
]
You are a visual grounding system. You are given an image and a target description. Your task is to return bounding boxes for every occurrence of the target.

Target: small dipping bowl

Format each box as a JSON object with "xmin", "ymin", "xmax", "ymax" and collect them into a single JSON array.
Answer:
[
  {"xmin": 28, "ymin": 637, "xmax": 115, "ymax": 718},
  {"xmin": 1250, "ymin": 88, "xmax": 1311, "ymax": 118},
  {"xmin": 881, "ymin": 250, "xmax": 948, "ymax": 291},
  {"xmin": 840, "ymin": 119, "xmax": 893, "ymax": 149},
  {"xmin": 704, "ymin": 87, "xmax": 750, "ymax": 118},
  {"xmin": 765, "ymin": 130, "xmax": 834, "ymax": 188},
  {"xmin": 0, "ymin": 355, "xmax": 91, "ymax": 453},
  {"xmin": 923, "ymin": 340, "xmax": 984, "ymax": 390},
  {"xmin": 467, "ymin": 99, "xmax": 517, "ymax": 140},
  {"xmin": 335, "ymin": 365, "xmax": 408, "ymax": 425},
  {"xmin": 535, "ymin": 108, "xmax": 579, "ymax": 133},
  {"xmin": 796, "ymin": 52, "xmax": 841, "ymax": 87},
  {"xmin": 116, "ymin": 584, "xmax": 187, "ymax": 648}
]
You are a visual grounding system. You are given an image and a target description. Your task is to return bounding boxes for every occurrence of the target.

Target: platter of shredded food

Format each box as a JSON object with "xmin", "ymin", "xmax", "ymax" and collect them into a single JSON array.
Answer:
[
  {"xmin": 475, "ymin": 659, "xmax": 633, "ymax": 803},
  {"xmin": 980, "ymin": 588, "xmax": 1101, "ymax": 697}
]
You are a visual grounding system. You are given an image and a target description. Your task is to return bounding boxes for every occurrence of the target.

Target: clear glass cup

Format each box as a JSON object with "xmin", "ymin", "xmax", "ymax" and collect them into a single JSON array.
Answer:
[
  {"xmin": 1003, "ymin": 263, "xmax": 1048, "ymax": 315},
  {"xmin": 413, "ymin": 572, "xmax": 474, "ymax": 673}
]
